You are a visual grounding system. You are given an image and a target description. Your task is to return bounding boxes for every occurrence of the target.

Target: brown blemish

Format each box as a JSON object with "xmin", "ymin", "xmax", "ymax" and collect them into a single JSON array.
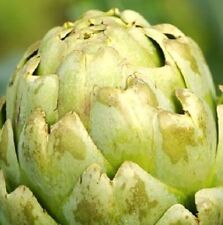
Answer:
[
  {"xmin": 23, "ymin": 201, "xmax": 38, "ymax": 224},
  {"xmin": 167, "ymin": 38, "xmax": 200, "ymax": 75},
  {"xmin": 52, "ymin": 126, "xmax": 87, "ymax": 160},
  {"xmin": 125, "ymin": 175, "xmax": 158, "ymax": 222},
  {"xmin": 74, "ymin": 199, "xmax": 104, "ymax": 224}
]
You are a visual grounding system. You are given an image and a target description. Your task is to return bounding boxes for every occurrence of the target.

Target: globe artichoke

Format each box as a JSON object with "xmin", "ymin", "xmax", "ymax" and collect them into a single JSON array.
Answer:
[{"xmin": 0, "ymin": 8, "xmax": 222, "ymax": 225}]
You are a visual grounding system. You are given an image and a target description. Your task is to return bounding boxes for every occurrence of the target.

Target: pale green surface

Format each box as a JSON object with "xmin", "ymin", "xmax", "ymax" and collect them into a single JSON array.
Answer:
[
  {"xmin": 63, "ymin": 162, "xmax": 184, "ymax": 225},
  {"xmin": 0, "ymin": 171, "xmax": 58, "ymax": 225},
  {"xmin": 155, "ymin": 204, "xmax": 197, "ymax": 225},
  {"xmin": 0, "ymin": 120, "xmax": 20, "ymax": 190},
  {"xmin": 195, "ymin": 187, "xmax": 223, "ymax": 225},
  {"xmin": 0, "ymin": 7, "xmax": 223, "ymax": 225},
  {"xmin": 0, "ymin": 0, "xmax": 223, "ymax": 96},
  {"xmin": 18, "ymin": 109, "xmax": 112, "ymax": 221}
]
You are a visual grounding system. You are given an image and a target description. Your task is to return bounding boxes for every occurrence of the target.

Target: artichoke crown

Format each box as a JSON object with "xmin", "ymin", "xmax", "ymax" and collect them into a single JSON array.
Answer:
[{"xmin": 0, "ymin": 8, "xmax": 222, "ymax": 225}]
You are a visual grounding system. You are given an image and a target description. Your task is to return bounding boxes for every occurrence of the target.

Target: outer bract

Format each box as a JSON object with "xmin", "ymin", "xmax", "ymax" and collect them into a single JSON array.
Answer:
[{"xmin": 0, "ymin": 8, "xmax": 222, "ymax": 225}]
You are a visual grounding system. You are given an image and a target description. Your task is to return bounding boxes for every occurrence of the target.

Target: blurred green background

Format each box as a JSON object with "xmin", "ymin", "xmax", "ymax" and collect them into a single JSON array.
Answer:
[{"xmin": 0, "ymin": 0, "xmax": 222, "ymax": 96}]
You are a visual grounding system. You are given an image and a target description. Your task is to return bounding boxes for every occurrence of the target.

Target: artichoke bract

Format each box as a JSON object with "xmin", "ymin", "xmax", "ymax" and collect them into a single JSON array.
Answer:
[{"xmin": 0, "ymin": 8, "xmax": 222, "ymax": 225}]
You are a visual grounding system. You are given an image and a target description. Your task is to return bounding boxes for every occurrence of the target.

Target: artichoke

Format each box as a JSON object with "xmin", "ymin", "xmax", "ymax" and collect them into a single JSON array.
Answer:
[{"xmin": 0, "ymin": 8, "xmax": 222, "ymax": 225}]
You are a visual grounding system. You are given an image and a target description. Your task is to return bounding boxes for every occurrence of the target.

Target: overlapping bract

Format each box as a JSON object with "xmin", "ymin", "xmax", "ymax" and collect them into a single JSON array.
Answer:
[{"xmin": 0, "ymin": 8, "xmax": 223, "ymax": 225}]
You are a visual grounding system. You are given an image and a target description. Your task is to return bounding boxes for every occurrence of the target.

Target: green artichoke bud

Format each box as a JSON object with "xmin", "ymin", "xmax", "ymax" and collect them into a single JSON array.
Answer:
[{"xmin": 0, "ymin": 8, "xmax": 221, "ymax": 225}]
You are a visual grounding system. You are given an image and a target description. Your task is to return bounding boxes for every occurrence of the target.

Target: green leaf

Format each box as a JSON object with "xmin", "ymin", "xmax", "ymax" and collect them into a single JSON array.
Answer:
[
  {"xmin": 196, "ymin": 187, "xmax": 223, "ymax": 225},
  {"xmin": 18, "ymin": 109, "xmax": 113, "ymax": 222},
  {"xmin": 0, "ymin": 171, "xmax": 58, "ymax": 225},
  {"xmin": 63, "ymin": 162, "xmax": 184, "ymax": 225},
  {"xmin": 155, "ymin": 204, "xmax": 197, "ymax": 225}
]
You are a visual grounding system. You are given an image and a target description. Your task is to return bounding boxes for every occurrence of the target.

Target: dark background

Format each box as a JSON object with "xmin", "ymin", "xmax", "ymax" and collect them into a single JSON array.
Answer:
[{"xmin": 0, "ymin": 0, "xmax": 222, "ymax": 96}]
